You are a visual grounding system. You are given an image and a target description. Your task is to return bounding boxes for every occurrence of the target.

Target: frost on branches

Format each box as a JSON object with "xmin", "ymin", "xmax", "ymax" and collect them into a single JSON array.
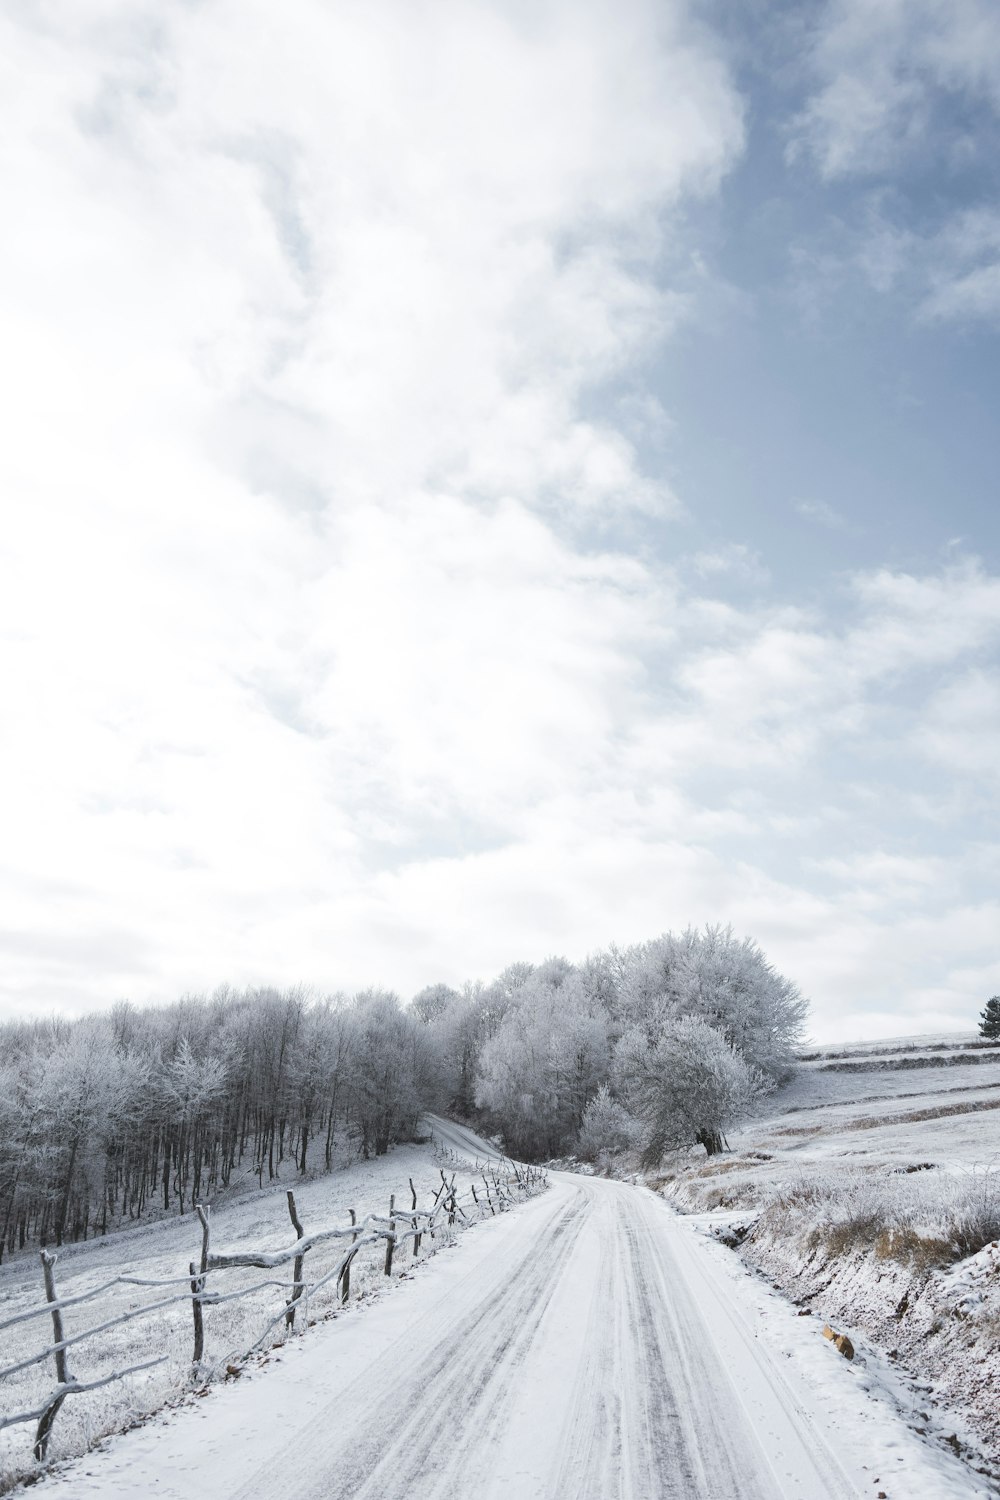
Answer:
[
  {"xmin": 0, "ymin": 925, "xmax": 808, "ymax": 1261},
  {"xmin": 445, "ymin": 924, "xmax": 805, "ymax": 1167}
]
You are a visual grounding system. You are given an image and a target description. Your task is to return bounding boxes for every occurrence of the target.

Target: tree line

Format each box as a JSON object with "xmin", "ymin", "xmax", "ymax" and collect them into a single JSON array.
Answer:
[
  {"xmin": 0, "ymin": 989, "xmax": 425, "ymax": 1262},
  {"xmin": 0, "ymin": 925, "xmax": 806, "ymax": 1262}
]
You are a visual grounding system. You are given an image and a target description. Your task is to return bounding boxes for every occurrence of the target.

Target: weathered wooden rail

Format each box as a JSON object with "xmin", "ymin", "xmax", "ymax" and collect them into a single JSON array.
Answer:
[{"xmin": 0, "ymin": 1150, "xmax": 546, "ymax": 1466}]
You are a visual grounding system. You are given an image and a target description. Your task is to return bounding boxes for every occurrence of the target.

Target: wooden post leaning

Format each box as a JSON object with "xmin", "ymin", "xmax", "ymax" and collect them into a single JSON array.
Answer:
[
  {"xmin": 339, "ymin": 1209, "xmax": 357, "ymax": 1304},
  {"xmin": 285, "ymin": 1192, "xmax": 306, "ymax": 1330},
  {"xmin": 33, "ymin": 1251, "xmax": 70, "ymax": 1462}
]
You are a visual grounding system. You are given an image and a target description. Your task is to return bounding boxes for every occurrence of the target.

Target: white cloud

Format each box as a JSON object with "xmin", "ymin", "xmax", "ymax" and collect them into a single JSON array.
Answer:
[
  {"xmin": 0, "ymin": 0, "xmax": 745, "ymax": 1012},
  {"xmin": 918, "ymin": 668, "xmax": 1000, "ymax": 777},
  {"xmin": 923, "ymin": 261, "xmax": 1000, "ymax": 323},
  {"xmin": 784, "ymin": 191, "xmax": 1000, "ymax": 330},
  {"xmin": 851, "ymin": 204, "xmax": 1000, "ymax": 326},
  {"xmin": 781, "ymin": 0, "xmax": 1000, "ymax": 328},
  {"xmin": 690, "ymin": 544, "xmax": 770, "ymax": 586},
  {"xmin": 810, "ymin": 851, "xmax": 951, "ymax": 907},
  {"xmin": 1, "ymin": 3, "xmax": 998, "ymax": 1043},
  {"xmin": 0, "ymin": 0, "xmax": 744, "ymax": 524},
  {"xmin": 794, "ymin": 498, "xmax": 848, "ymax": 530},
  {"xmin": 847, "ymin": 560, "xmax": 1000, "ymax": 674},
  {"xmin": 790, "ymin": 0, "xmax": 1000, "ymax": 179},
  {"xmin": 920, "ymin": 212, "xmax": 1000, "ymax": 324}
]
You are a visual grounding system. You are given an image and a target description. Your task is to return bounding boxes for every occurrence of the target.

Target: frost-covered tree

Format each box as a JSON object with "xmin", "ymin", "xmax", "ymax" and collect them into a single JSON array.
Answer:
[
  {"xmin": 475, "ymin": 973, "xmax": 609, "ymax": 1158},
  {"xmin": 410, "ymin": 983, "xmax": 472, "ymax": 1113},
  {"xmin": 577, "ymin": 1085, "xmax": 640, "ymax": 1162},
  {"xmin": 617, "ymin": 926, "xmax": 805, "ymax": 1080},
  {"xmin": 346, "ymin": 990, "xmax": 425, "ymax": 1158},
  {"xmin": 613, "ymin": 1016, "xmax": 767, "ymax": 1163},
  {"xmin": 0, "ymin": 923, "xmax": 807, "ymax": 1256},
  {"xmin": 0, "ymin": 985, "xmax": 430, "ymax": 1258},
  {"xmin": 475, "ymin": 987, "xmax": 561, "ymax": 1159}
]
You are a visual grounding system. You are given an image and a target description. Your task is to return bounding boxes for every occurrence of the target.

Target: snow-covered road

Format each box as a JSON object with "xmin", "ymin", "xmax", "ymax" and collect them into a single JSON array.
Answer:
[
  {"xmin": 231, "ymin": 1173, "xmax": 826, "ymax": 1500},
  {"xmin": 37, "ymin": 1129, "xmax": 989, "ymax": 1500}
]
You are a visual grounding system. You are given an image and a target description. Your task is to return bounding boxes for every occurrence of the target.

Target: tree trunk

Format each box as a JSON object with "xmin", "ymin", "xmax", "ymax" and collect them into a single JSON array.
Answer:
[
  {"xmin": 55, "ymin": 1136, "xmax": 79, "ymax": 1247},
  {"xmin": 696, "ymin": 1127, "xmax": 725, "ymax": 1156}
]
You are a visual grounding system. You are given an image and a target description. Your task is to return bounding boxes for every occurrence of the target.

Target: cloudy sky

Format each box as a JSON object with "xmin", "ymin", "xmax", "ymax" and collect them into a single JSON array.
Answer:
[{"xmin": 2, "ymin": 0, "xmax": 999, "ymax": 1040}]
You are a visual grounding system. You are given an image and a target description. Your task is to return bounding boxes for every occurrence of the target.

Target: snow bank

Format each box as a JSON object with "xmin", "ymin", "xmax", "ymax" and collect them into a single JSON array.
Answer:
[
  {"xmin": 647, "ymin": 1035, "xmax": 1000, "ymax": 1481},
  {"xmin": 740, "ymin": 1208, "xmax": 1000, "ymax": 1471}
]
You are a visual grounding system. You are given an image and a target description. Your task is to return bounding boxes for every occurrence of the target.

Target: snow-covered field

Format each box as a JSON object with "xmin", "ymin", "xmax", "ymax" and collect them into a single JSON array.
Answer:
[
  {"xmin": 656, "ymin": 1032, "xmax": 1000, "ymax": 1485},
  {"xmin": 6, "ymin": 1064, "xmax": 1000, "ymax": 1499},
  {"xmin": 0, "ymin": 1120, "xmax": 514, "ymax": 1492},
  {"xmin": 10, "ymin": 1151, "xmax": 993, "ymax": 1500},
  {"xmin": 3, "ymin": 1111, "xmax": 995, "ymax": 1499}
]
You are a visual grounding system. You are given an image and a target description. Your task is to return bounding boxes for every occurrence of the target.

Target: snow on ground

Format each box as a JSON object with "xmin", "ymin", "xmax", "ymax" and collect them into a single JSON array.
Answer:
[
  {"xmin": 11, "ymin": 1154, "xmax": 990, "ymax": 1500},
  {"xmin": 798, "ymin": 1032, "xmax": 986, "ymax": 1060},
  {"xmin": 774, "ymin": 1060, "xmax": 1000, "ymax": 1115},
  {"xmin": 0, "ymin": 1121, "xmax": 511, "ymax": 1491},
  {"xmin": 6, "ymin": 1078, "xmax": 1000, "ymax": 1498},
  {"xmin": 655, "ymin": 1032, "xmax": 1000, "ymax": 1486}
]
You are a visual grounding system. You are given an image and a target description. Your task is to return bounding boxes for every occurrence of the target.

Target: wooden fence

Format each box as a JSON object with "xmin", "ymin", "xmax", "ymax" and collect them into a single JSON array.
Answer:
[{"xmin": 0, "ymin": 1153, "xmax": 545, "ymax": 1466}]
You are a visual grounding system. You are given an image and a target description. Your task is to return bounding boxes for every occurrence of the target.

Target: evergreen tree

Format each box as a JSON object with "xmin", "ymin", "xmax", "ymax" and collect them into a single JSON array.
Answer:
[{"xmin": 979, "ymin": 996, "xmax": 1000, "ymax": 1041}]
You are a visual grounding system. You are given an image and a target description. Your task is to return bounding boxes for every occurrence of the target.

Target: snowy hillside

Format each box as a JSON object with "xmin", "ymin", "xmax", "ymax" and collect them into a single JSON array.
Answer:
[
  {"xmin": 0, "ymin": 1123, "xmax": 528, "ymax": 1492},
  {"xmin": 5, "ymin": 1045, "xmax": 1000, "ymax": 1499},
  {"xmin": 3, "ymin": 1110, "xmax": 996, "ymax": 1499},
  {"xmin": 656, "ymin": 1031, "xmax": 1000, "ymax": 1482}
]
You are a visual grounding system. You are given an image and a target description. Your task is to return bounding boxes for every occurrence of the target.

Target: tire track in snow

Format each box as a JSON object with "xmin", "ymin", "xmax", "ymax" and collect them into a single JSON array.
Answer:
[
  {"xmin": 619, "ymin": 1194, "xmax": 767, "ymax": 1498},
  {"xmin": 231, "ymin": 1184, "xmax": 591, "ymax": 1500},
  {"xmin": 232, "ymin": 1168, "xmax": 856, "ymax": 1500},
  {"xmin": 549, "ymin": 1183, "xmax": 764, "ymax": 1499}
]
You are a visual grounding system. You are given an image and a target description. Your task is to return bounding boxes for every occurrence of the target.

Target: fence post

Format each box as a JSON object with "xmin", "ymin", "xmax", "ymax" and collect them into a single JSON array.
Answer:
[
  {"xmin": 339, "ymin": 1209, "xmax": 357, "ymax": 1303},
  {"xmin": 34, "ymin": 1251, "xmax": 70, "ymax": 1462},
  {"xmin": 384, "ymin": 1194, "xmax": 396, "ymax": 1277},
  {"xmin": 409, "ymin": 1178, "xmax": 420, "ymax": 1256},
  {"xmin": 196, "ymin": 1203, "xmax": 210, "ymax": 1274},
  {"xmin": 186, "ymin": 1205, "xmax": 212, "ymax": 1372},
  {"xmin": 189, "ymin": 1260, "xmax": 205, "ymax": 1370},
  {"xmin": 285, "ymin": 1191, "xmax": 305, "ymax": 1330}
]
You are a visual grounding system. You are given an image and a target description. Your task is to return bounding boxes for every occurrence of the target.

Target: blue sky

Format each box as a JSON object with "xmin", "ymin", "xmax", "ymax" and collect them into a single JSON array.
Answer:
[
  {"xmin": 664, "ymin": 10, "xmax": 1000, "ymax": 591},
  {"xmin": 0, "ymin": 0, "xmax": 998, "ymax": 1039}
]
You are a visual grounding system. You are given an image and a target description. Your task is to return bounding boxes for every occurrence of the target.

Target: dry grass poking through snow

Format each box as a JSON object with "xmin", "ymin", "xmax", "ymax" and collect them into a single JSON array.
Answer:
[{"xmin": 764, "ymin": 1167, "xmax": 1000, "ymax": 1271}]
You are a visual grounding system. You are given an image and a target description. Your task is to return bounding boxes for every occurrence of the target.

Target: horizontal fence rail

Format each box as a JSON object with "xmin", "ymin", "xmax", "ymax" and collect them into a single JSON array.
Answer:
[{"xmin": 0, "ymin": 1142, "xmax": 546, "ymax": 1467}]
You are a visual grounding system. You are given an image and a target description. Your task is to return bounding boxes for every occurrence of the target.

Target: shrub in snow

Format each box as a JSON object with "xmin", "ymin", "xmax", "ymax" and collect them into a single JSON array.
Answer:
[{"xmin": 577, "ymin": 1085, "xmax": 640, "ymax": 1161}]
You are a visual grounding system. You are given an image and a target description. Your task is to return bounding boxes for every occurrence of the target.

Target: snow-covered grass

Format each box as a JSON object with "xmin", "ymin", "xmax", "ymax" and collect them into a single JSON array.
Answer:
[
  {"xmin": 0, "ymin": 1128, "xmax": 533, "ymax": 1494},
  {"xmin": 765, "ymin": 1060, "xmax": 1000, "ymax": 1114},
  {"xmin": 646, "ymin": 1032, "xmax": 1000, "ymax": 1477},
  {"xmin": 797, "ymin": 1030, "xmax": 988, "ymax": 1060},
  {"xmin": 761, "ymin": 1165, "xmax": 1000, "ymax": 1269}
]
